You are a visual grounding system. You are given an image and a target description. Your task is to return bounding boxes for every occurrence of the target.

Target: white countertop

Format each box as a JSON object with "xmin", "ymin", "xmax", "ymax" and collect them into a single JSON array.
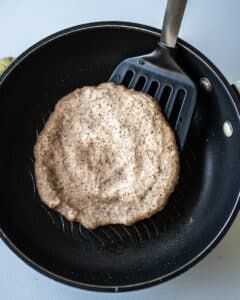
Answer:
[{"xmin": 1, "ymin": 0, "xmax": 240, "ymax": 299}]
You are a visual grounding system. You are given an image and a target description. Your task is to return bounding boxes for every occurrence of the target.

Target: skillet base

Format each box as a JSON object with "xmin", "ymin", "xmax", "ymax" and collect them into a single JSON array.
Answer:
[{"xmin": 0, "ymin": 22, "xmax": 240, "ymax": 291}]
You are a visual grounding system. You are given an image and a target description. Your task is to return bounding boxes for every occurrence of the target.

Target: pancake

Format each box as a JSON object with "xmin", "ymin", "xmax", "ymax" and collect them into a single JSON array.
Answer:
[{"xmin": 34, "ymin": 82, "xmax": 179, "ymax": 229}]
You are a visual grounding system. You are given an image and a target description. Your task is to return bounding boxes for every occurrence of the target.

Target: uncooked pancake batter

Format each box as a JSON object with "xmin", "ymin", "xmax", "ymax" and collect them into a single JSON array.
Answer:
[{"xmin": 34, "ymin": 83, "xmax": 179, "ymax": 229}]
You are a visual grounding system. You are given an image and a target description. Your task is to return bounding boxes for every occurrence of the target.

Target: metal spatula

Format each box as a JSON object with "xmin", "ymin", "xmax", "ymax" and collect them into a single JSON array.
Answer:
[{"xmin": 109, "ymin": 0, "xmax": 196, "ymax": 150}]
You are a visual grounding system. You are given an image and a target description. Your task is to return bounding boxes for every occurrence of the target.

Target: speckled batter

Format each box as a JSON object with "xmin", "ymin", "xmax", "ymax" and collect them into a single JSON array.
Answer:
[{"xmin": 34, "ymin": 82, "xmax": 179, "ymax": 229}]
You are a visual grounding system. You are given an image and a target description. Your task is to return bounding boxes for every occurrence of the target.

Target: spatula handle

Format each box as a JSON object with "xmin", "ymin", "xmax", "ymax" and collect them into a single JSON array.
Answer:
[{"xmin": 160, "ymin": 0, "xmax": 187, "ymax": 48}]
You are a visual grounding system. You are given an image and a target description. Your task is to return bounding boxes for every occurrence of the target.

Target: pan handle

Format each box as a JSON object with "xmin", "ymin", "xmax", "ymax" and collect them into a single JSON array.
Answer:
[{"xmin": 160, "ymin": 0, "xmax": 187, "ymax": 49}]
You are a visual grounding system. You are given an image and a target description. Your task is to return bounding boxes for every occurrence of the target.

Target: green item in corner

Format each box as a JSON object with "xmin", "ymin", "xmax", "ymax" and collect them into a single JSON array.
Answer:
[{"xmin": 0, "ymin": 57, "xmax": 14, "ymax": 75}]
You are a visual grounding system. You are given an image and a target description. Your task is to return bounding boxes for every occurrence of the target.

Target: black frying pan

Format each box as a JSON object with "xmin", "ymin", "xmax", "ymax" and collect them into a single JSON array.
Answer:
[{"xmin": 0, "ymin": 22, "xmax": 240, "ymax": 292}]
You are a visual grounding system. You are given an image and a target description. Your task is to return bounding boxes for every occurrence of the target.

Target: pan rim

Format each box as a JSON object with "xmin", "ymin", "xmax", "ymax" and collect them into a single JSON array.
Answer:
[{"xmin": 0, "ymin": 20, "xmax": 240, "ymax": 292}]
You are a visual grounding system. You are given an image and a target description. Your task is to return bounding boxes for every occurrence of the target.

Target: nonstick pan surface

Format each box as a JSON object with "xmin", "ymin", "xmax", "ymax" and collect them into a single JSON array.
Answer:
[{"xmin": 0, "ymin": 22, "xmax": 240, "ymax": 292}]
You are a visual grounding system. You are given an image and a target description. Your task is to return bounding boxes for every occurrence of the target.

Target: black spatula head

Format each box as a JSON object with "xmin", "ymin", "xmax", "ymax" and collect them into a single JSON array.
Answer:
[
  {"xmin": 109, "ymin": 47, "xmax": 196, "ymax": 150},
  {"xmin": 109, "ymin": 0, "xmax": 196, "ymax": 150}
]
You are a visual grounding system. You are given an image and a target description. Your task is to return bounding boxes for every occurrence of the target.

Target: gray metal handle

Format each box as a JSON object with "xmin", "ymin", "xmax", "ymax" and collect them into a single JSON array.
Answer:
[{"xmin": 160, "ymin": 0, "xmax": 187, "ymax": 48}]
